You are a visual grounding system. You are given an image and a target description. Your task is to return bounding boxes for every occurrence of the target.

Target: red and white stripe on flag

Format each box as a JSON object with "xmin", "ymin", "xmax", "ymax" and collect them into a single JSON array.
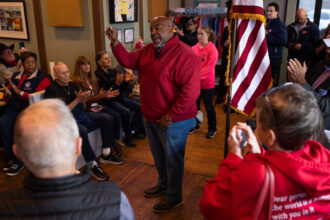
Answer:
[{"xmin": 226, "ymin": 0, "xmax": 272, "ymax": 116}]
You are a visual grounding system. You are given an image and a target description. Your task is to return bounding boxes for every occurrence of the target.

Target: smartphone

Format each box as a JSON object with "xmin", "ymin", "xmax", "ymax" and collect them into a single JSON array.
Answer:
[
  {"xmin": 237, "ymin": 129, "xmax": 248, "ymax": 150},
  {"xmin": 19, "ymin": 42, "xmax": 25, "ymax": 49}
]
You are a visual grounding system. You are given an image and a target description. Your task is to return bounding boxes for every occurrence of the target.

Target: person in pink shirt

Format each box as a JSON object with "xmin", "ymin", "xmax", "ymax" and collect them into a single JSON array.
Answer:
[{"xmin": 191, "ymin": 25, "xmax": 219, "ymax": 138}]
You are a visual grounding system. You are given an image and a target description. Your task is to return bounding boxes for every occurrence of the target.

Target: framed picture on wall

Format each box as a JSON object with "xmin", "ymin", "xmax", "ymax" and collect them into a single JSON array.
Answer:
[
  {"xmin": 124, "ymin": 28, "xmax": 134, "ymax": 43},
  {"xmin": 109, "ymin": 0, "xmax": 138, "ymax": 23},
  {"xmin": 117, "ymin": 29, "xmax": 122, "ymax": 42},
  {"xmin": 0, "ymin": 1, "xmax": 29, "ymax": 40}
]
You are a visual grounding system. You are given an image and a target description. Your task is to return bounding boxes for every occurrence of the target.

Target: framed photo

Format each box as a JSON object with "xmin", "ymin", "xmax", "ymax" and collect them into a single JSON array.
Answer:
[
  {"xmin": 0, "ymin": 1, "xmax": 29, "ymax": 40},
  {"xmin": 124, "ymin": 28, "xmax": 134, "ymax": 43},
  {"xmin": 117, "ymin": 29, "xmax": 122, "ymax": 42},
  {"xmin": 109, "ymin": 0, "xmax": 138, "ymax": 23}
]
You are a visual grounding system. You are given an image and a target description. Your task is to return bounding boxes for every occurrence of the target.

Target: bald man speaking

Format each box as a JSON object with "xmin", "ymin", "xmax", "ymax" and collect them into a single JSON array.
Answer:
[
  {"xmin": 287, "ymin": 8, "xmax": 320, "ymax": 68},
  {"xmin": 106, "ymin": 16, "xmax": 200, "ymax": 212}
]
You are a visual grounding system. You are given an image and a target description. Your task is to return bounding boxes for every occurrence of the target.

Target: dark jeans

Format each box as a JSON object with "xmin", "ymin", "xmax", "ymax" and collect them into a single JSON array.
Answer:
[
  {"xmin": 101, "ymin": 107, "xmax": 121, "ymax": 140},
  {"xmin": 144, "ymin": 118, "xmax": 195, "ymax": 203},
  {"xmin": 270, "ymin": 57, "xmax": 282, "ymax": 87},
  {"xmin": 196, "ymin": 88, "xmax": 217, "ymax": 132},
  {"xmin": 77, "ymin": 124, "xmax": 97, "ymax": 162},
  {"xmin": 86, "ymin": 111, "xmax": 115, "ymax": 148},
  {"xmin": 0, "ymin": 109, "xmax": 22, "ymax": 165},
  {"xmin": 105, "ymin": 101, "xmax": 132, "ymax": 138},
  {"xmin": 120, "ymin": 97, "xmax": 144, "ymax": 132}
]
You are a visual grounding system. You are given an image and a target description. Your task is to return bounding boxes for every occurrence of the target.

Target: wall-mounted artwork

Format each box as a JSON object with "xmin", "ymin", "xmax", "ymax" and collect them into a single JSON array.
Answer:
[
  {"xmin": 47, "ymin": 0, "xmax": 84, "ymax": 27},
  {"xmin": 0, "ymin": 1, "xmax": 29, "ymax": 40},
  {"xmin": 124, "ymin": 28, "xmax": 134, "ymax": 43},
  {"xmin": 109, "ymin": 0, "xmax": 138, "ymax": 23},
  {"xmin": 118, "ymin": 29, "xmax": 122, "ymax": 42}
]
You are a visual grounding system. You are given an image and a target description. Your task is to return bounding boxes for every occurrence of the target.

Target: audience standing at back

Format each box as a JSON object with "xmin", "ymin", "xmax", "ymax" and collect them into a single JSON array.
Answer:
[
  {"xmin": 266, "ymin": 2, "xmax": 287, "ymax": 87},
  {"xmin": 287, "ymin": 8, "xmax": 320, "ymax": 68}
]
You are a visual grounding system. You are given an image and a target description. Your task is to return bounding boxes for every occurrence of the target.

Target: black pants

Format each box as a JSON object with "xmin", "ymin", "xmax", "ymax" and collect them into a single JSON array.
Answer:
[
  {"xmin": 197, "ymin": 88, "xmax": 217, "ymax": 132},
  {"xmin": 270, "ymin": 57, "xmax": 282, "ymax": 87}
]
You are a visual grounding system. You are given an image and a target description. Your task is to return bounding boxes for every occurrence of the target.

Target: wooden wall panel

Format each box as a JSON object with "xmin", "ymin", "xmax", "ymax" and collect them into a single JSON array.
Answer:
[
  {"xmin": 47, "ymin": 0, "xmax": 84, "ymax": 27},
  {"xmin": 148, "ymin": 0, "xmax": 168, "ymax": 21}
]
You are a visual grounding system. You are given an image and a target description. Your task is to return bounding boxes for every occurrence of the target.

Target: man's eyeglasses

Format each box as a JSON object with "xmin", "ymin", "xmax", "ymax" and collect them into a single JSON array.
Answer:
[{"xmin": 262, "ymin": 82, "xmax": 293, "ymax": 126}]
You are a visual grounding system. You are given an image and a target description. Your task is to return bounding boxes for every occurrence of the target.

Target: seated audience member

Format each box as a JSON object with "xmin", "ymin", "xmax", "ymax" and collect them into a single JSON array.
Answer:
[
  {"xmin": 73, "ymin": 56, "xmax": 124, "ymax": 164},
  {"xmin": 0, "ymin": 99, "xmax": 135, "ymax": 219},
  {"xmin": 199, "ymin": 83, "xmax": 330, "ymax": 219},
  {"xmin": 287, "ymin": 53, "xmax": 329, "ymax": 130},
  {"xmin": 45, "ymin": 62, "xmax": 110, "ymax": 180},
  {"xmin": 94, "ymin": 51, "xmax": 136, "ymax": 147},
  {"xmin": 0, "ymin": 43, "xmax": 22, "ymax": 84},
  {"xmin": 0, "ymin": 51, "xmax": 51, "ymax": 176},
  {"xmin": 115, "ymin": 65, "xmax": 145, "ymax": 138}
]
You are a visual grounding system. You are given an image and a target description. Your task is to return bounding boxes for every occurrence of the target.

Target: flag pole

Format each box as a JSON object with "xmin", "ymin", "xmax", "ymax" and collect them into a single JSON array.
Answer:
[{"xmin": 224, "ymin": 18, "xmax": 238, "ymax": 158}]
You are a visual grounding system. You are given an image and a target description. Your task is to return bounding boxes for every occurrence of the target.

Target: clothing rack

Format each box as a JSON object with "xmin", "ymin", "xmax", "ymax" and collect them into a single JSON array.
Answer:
[{"xmin": 168, "ymin": 8, "xmax": 227, "ymax": 17}]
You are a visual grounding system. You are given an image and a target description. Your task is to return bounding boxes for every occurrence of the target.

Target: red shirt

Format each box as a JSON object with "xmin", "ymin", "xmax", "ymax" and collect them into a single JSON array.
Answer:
[
  {"xmin": 111, "ymin": 35, "xmax": 201, "ymax": 122},
  {"xmin": 199, "ymin": 140, "xmax": 330, "ymax": 219}
]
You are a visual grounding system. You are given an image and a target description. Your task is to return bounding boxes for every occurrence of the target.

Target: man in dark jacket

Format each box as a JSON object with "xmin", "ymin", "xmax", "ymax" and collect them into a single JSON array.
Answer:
[
  {"xmin": 266, "ymin": 2, "xmax": 287, "ymax": 87},
  {"xmin": 175, "ymin": 18, "xmax": 198, "ymax": 47},
  {"xmin": 0, "ymin": 99, "xmax": 134, "ymax": 219},
  {"xmin": 287, "ymin": 8, "xmax": 320, "ymax": 67}
]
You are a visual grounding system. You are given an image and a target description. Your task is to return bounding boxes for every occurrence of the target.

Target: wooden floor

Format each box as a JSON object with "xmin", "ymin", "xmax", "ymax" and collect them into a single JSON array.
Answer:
[{"xmin": 0, "ymin": 103, "xmax": 248, "ymax": 220}]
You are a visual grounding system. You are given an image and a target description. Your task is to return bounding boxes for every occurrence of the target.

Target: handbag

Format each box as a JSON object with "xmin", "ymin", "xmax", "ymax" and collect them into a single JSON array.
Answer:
[{"xmin": 252, "ymin": 163, "xmax": 275, "ymax": 220}]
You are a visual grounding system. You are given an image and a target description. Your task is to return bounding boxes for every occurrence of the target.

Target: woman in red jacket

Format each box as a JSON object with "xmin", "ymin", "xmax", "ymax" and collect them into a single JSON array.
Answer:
[
  {"xmin": 199, "ymin": 83, "xmax": 330, "ymax": 219},
  {"xmin": 191, "ymin": 25, "xmax": 218, "ymax": 138}
]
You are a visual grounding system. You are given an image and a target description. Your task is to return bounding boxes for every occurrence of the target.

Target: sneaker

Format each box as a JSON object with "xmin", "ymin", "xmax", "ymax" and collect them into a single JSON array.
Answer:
[
  {"xmin": 206, "ymin": 130, "xmax": 217, "ymax": 139},
  {"xmin": 144, "ymin": 185, "xmax": 166, "ymax": 197},
  {"xmin": 3, "ymin": 160, "xmax": 13, "ymax": 172},
  {"xmin": 99, "ymin": 152, "xmax": 125, "ymax": 165},
  {"xmin": 124, "ymin": 136, "xmax": 136, "ymax": 147},
  {"xmin": 153, "ymin": 199, "xmax": 183, "ymax": 213},
  {"xmin": 189, "ymin": 126, "xmax": 200, "ymax": 135},
  {"xmin": 91, "ymin": 164, "xmax": 109, "ymax": 181},
  {"xmin": 6, "ymin": 163, "xmax": 24, "ymax": 176}
]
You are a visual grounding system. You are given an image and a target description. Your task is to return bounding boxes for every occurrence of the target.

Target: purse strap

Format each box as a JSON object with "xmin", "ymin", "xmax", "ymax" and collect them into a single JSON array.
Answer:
[{"xmin": 252, "ymin": 163, "xmax": 275, "ymax": 220}]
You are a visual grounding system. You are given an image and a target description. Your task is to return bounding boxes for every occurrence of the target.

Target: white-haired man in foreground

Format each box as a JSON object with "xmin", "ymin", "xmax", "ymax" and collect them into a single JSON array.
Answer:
[{"xmin": 0, "ymin": 99, "xmax": 134, "ymax": 219}]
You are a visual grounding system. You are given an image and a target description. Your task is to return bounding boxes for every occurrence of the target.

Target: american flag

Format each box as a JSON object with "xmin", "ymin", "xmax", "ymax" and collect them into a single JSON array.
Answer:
[{"xmin": 226, "ymin": 0, "xmax": 272, "ymax": 116}]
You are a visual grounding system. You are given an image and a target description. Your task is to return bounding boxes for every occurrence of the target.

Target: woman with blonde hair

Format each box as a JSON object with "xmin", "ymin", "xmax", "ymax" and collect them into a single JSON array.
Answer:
[{"xmin": 73, "ymin": 56, "xmax": 124, "ymax": 165}]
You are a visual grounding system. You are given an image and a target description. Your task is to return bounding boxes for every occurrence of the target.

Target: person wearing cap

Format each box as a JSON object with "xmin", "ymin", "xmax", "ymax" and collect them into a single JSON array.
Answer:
[
  {"xmin": 175, "ymin": 18, "xmax": 198, "ymax": 47},
  {"xmin": 0, "ymin": 43, "xmax": 22, "ymax": 84}
]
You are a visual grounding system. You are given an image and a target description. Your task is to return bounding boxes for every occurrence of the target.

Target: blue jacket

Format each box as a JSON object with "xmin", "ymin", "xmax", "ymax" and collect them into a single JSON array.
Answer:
[
  {"xmin": 8, "ymin": 69, "xmax": 49, "ymax": 112},
  {"xmin": 287, "ymin": 19, "xmax": 320, "ymax": 65},
  {"xmin": 266, "ymin": 17, "xmax": 287, "ymax": 59}
]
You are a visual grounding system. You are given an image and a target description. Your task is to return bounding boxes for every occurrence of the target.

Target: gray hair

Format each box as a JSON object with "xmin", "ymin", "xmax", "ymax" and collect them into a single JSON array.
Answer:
[
  {"xmin": 14, "ymin": 99, "xmax": 79, "ymax": 175},
  {"xmin": 257, "ymin": 83, "xmax": 324, "ymax": 151}
]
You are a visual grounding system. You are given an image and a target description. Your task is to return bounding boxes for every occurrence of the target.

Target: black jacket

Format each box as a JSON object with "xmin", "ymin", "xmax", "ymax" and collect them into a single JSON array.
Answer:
[
  {"xmin": 287, "ymin": 19, "xmax": 320, "ymax": 66},
  {"xmin": 266, "ymin": 17, "xmax": 287, "ymax": 59},
  {"xmin": 0, "ymin": 171, "xmax": 121, "ymax": 219}
]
